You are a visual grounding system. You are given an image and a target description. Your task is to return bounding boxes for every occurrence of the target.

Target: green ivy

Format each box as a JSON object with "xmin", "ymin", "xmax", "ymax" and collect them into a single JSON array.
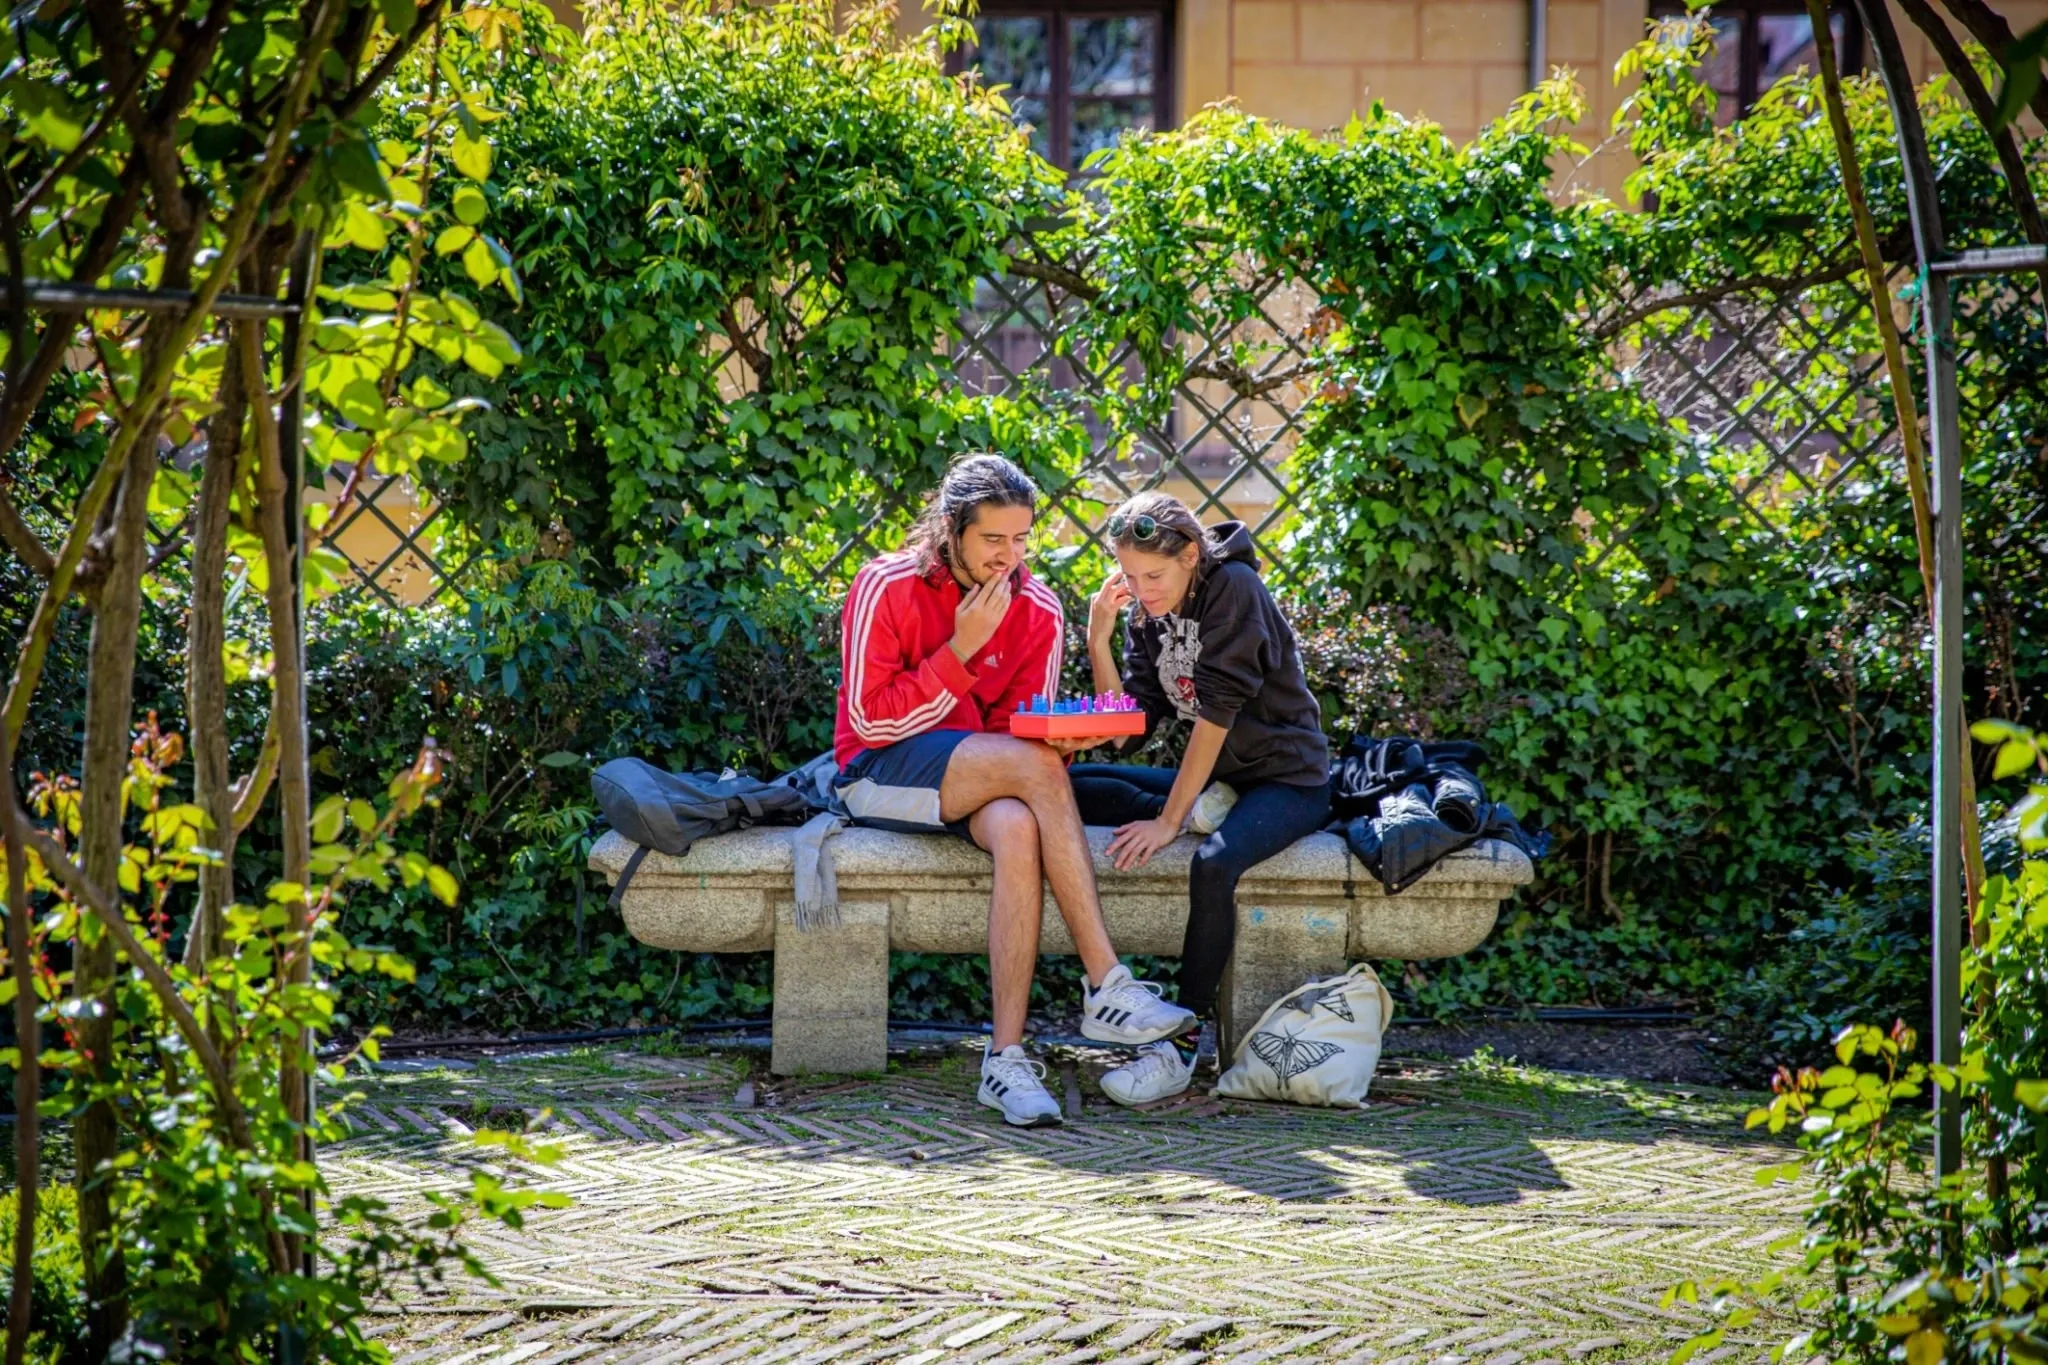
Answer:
[{"xmin": 406, "ymin": 0, "xmax": 1067, "ymax": 588}]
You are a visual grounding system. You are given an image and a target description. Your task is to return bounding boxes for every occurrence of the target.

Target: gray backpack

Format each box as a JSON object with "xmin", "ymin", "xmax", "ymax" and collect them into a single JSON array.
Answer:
[{"xmin": 592, "ymin": 758, "xmax": 816, "ymax": 907}]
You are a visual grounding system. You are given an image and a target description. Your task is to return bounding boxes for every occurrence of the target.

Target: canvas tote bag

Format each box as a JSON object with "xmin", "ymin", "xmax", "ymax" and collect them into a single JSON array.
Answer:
[{"xmin": 1213, "ymin": 962, "xmax": 1395, "ymax": 1108}]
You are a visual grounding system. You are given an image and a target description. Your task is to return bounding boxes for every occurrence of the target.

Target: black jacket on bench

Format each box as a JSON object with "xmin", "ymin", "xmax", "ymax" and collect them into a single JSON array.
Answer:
[{"xmin": 1332, "ymin": 734, "xmax": 1549, "ymax": 894}]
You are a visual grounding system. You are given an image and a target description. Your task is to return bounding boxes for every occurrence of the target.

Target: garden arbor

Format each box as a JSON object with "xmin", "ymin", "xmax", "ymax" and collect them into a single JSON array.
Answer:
[{"xmin": 1852, "ymin": 0, "xmax": 2048, "ymax": 1177}]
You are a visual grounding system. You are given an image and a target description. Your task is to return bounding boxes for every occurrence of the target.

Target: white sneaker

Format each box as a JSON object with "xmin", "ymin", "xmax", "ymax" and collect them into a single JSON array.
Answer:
[
  {"xmin": 1187, "ymin": 782, "xmax": 1239, "ymax": 836},
  {"xmin": 1100, "ymin": 1039, "xmax": 1193, "ymax": 1107},
  {"xmin": 979, "ymin": 1045, "xmax": 1063, "ymax": 1128},
  {"xmin": 1081, "ymin": 964, "xmax": 1197, "ymax": 1045}
]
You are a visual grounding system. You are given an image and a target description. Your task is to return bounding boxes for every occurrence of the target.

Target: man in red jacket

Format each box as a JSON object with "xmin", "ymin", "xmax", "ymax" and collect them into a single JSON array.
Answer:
[{"xmin": 835, "ymin": 454, "xmax": 1193, "ymax": 1126}]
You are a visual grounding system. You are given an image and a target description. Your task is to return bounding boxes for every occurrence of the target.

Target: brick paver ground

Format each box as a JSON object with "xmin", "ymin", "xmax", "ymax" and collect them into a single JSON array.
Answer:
[{"xmin": 329, "ymin": 1038, "xmax": 1796, "ymax": 1364}]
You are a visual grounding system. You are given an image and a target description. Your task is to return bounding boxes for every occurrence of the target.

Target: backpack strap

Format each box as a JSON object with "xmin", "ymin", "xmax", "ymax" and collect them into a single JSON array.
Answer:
[{"xmin": 608, "ymin": 844, "xmax": 652, "ymax": 912}]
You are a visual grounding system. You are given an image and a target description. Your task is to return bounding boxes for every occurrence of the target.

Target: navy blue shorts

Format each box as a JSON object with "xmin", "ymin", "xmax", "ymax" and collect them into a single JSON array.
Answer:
[{"xmin": 835, "ymin": 729, "xmax": 978, "ymax": 843}]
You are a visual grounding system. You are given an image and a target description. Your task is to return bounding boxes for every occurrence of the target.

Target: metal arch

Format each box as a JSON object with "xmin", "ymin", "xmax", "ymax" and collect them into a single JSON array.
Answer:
[{"xmin": 1852, "ymin": 0, "xmax": 2048, "ymax": 1179}]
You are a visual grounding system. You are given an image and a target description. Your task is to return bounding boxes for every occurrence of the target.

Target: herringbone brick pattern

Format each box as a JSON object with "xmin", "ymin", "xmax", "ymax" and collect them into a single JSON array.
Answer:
[{"xmin": 328, "ymin": 1042, "xmax": 1796, "ymax": 1363}]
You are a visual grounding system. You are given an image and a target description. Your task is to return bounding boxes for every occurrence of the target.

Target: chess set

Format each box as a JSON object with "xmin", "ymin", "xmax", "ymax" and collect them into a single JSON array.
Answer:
[{"xmin": 1008, "ymin": 693, "xmax": 1148, "ymax": 742}]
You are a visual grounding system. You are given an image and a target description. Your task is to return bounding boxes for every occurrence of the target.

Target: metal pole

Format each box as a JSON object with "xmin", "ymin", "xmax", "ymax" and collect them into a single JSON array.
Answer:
[
  {"xmin": 277, "ymin": 226, "xmax": 320, "ymax": 1281},
  {"xmin": 1856, "ymin": 0, "xmax": 1962, "ymax": 1176},
  {"xmin": 1528, "ymin": 0, "xmax": 1548, "ymax": 90},
  {"xmin": 0, "ymin": 278, "xmax": 299, "ymax": 319}
]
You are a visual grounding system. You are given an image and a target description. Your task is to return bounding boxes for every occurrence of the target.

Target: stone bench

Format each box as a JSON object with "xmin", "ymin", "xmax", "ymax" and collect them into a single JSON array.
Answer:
[{"xmin": 590, "ymin": 825, "xmax": 1533, "ymax": 1075}]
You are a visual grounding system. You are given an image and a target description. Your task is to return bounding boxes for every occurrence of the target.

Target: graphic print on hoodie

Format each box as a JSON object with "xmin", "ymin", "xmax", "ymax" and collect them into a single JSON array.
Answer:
[
  {"xmin": 1156, "ymin": 616, "xmax": 1203, "ymax": 720},
  {"xmin": 1122, "ymin": 521, "xmax": 1329, "ymax": 789}
]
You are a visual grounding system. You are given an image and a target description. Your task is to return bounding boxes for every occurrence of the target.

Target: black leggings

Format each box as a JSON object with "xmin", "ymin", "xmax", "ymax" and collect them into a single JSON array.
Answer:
[{"xmin": 1069, "ymin": 764, "xmax": 1332, "ymax": 1018}]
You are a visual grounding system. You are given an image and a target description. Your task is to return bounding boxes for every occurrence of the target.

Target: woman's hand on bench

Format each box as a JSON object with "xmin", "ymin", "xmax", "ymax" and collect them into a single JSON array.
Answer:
[{"xmin": 1107, "ymin": 816, "xmax": 1177, "ymax": 870}]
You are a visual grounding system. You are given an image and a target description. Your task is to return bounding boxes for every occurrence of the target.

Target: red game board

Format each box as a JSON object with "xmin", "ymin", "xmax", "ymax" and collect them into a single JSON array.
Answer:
[{"xmin": 1010, "ymin": 710, "xmax": 1148, "ymax": 742}]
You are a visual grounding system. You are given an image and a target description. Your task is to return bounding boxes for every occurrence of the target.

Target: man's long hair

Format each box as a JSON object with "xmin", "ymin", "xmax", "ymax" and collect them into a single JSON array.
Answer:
[{"xmin": 905, "ymin": 453, "xmax": 1039, "ymax": 575}]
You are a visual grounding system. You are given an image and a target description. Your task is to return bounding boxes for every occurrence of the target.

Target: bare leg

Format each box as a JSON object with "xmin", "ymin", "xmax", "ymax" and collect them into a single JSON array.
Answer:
[
  {"xmin": 970, "ymin": 799, "xmax": 1042, "ymax": 1051},
  {"xmin": 943, "ymin": 734, "xmax": 1119, "ymax": 984}
]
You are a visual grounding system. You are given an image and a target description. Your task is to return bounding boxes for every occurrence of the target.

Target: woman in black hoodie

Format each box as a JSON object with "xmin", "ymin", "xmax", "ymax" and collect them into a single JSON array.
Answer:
[{"xmin": 1072, "ymin": 492, "xmax": 1332, "ymax": 1105}]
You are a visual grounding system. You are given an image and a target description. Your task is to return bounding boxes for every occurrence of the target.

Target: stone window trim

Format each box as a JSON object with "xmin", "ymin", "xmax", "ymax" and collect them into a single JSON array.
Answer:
[{"xmin": 958, "ymin": 0, "xmax": 1178, "ymax": 171}]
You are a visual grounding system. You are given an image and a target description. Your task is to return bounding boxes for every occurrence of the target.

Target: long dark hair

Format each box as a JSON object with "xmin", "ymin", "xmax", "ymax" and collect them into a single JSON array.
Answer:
[
  {"xmin": 906, "ymin": 453, "xmax": 1039, "ymax": 574},
  {"xmin": 1106, "ymin": 491, "xmax": 1221, "ymax": 616}
]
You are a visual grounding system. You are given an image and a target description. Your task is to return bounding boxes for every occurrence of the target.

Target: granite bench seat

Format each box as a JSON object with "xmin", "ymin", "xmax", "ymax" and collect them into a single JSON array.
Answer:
[{"xmin": 589, "ymin": 825, "xmax": 1532, "ymax": 1075}]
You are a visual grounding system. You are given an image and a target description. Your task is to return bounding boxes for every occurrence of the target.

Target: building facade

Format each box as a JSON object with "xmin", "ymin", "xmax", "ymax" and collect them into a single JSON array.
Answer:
[{"xmin": 908, "ymin": 1, "xmax": 2048, "ymax": 203}]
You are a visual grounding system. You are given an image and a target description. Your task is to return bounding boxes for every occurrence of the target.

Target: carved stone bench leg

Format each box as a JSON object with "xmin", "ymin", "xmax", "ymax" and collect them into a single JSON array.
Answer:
[
  {"xmin": 771, "ymin": 897, "xmax": 890, "ymax": 1076},
  {"xmin": 1217, "ymin": 899, "xmax": 1351, "ymax": 1066}
]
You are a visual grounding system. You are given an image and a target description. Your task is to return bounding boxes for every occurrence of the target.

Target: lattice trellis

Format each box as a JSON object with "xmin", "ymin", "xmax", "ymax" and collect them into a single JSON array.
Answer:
[
  {"xmin": 308, "ymin": 235, "xmax": 1906, "ymax": 608},
  {"xmin": 1615, "ymin": 278, "xmax": 1897, "ymax": 536},
  {"xmin": 938, "ymin": 235, "xmax": 1324, "ymax": 620}
]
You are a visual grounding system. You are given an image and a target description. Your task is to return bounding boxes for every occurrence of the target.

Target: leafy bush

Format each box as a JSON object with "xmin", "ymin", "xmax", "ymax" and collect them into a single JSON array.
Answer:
[
  {"xmin": 409, "ymin": 0, "xmax": 1063, "ymax": 586},
  {"xmin": 314, "ymin": 12, "xmax": 2042, "ymax": 1036},
  {"xmin": 1040, "ymin": 30, "xmax": 2045, "ymax": 1019},
  {"xmin": 1720, "ymin": 815, "xmax": 2029, "ymax": 1074},
  {"xmin": 1672, "ymin": 722, "xmax": 2048, "ymax": 1364},
  {"xmin": 0, "ymin": 1185, "xmax": 85, "ymax": 1365},
  {"xmin": 302, "ymin": 574, "xmax": 808, "ymax": 1030}
]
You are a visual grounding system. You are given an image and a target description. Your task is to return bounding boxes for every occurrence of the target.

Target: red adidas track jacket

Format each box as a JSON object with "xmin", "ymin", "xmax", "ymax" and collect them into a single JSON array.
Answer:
[{"xmin": 833, "ymin": 552, "xmax": 1065, "ymax": 768}]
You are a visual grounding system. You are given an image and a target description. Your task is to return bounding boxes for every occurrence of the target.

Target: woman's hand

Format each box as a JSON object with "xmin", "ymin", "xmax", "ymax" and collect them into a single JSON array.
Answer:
[
  {"xmin": 1088, "ymin": 569, "xmax": 1132, "ymax": 646},
  {"xmin": 1107, "ymin": 816, "xmax": 1178, "ymax": 871}
]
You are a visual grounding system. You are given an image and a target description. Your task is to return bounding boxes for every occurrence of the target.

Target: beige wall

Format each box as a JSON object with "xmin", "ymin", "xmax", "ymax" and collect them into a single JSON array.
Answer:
[{"xmin": 910, "ymin": 0, "xmax": 2048, "ymax": 204}]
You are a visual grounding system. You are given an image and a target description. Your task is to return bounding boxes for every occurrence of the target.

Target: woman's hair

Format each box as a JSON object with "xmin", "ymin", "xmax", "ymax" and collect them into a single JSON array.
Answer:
[
  {"xmin": 906, "ymin": 453, "xmax": 1039, "ymax": 574},
  {"xmin": 1106, "ymin": 491, "xmax": 1221, "ymax": 613}
]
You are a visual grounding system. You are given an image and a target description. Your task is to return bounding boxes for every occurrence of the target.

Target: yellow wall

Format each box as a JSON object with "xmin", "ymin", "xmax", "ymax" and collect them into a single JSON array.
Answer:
[{"xmin": 910, "ymin": 0, "xmax": 2048, "ymax": 204}]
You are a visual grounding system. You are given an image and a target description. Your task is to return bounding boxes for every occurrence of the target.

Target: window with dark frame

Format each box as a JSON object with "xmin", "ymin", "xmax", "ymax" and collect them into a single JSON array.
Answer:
[
  {"xmin": 963, "ymin": 3, "xmax": 1175, "ymax": 170},
  {"xmin": 1650, "ymin": 2, "xmax": 1864, "ymax": 125}
]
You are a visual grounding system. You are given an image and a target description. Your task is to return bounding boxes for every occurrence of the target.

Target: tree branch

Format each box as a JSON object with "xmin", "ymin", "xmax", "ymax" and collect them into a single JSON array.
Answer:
[
  {"xmin": 230, "ymin": 706, "xmax": 282, "ymax": 836},
  {"xmin": 1896, "ymin": 0, "xmax": 2048, "ymax": 337},
  {"xmin": 15, "ymin": 17, "xmax": 170, "ymax": 220},
  {"xmin": 0, "ymin": 485, "xmax": 54, "ymax": 580},
  {"xmin": 336, "ymin": 0, "xmax": 450, "ymax": 124},
  {"xmin": 1590, "ymin": 248, "xmax": 1886, "ymax": 339},
  {"xmin": 264, "ymin": 0, "xmax": 454, "ymax": 232},
  {"xmin": 3, "ymin": 766, "xmax": 39, "ymax": 1365},
  {"xmin": 0, "ymin": 158, "xmax": 146, "ymax": 464},
  {"xmin": 1003, "ymin": 253, "xmax": 1103, "ymax": 302},
  {"xmin": 1934, "ymin": 0, "xmax": 2048, "ymax": 125},
  {"xmin": 1183, "ymin": 355, "xmax": 1320, "ymax": 399},
  {"xmin": 15, "ymin": 823, "xmax": 290, "ymax": 1275},
  {"xmin": 184, "ymin": 328, "xmax": 250, "ymax": 972}
]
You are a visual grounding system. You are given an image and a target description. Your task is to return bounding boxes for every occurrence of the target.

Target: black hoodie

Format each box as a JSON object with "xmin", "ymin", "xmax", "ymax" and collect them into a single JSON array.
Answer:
[{"xmin": 1121, "ymin": 521, "xmax": 1330, "ymax": 789}]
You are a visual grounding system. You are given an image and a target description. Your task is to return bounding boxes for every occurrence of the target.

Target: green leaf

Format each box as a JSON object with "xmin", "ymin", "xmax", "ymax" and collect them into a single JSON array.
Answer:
[
  {"xmin": 341, "ymin": 201, "xmax": 391, "ymax": 252},
  {"xmin": 13, "ymin": 81, "xmax": 86, "ymax": 152},
  {"xmin": 376, "ymin": 0, "xmax": 415, "ymax": 34},
  {"xmin": 312, "ymin": 797, "xmax": 347, "ymax": 844},
  {"xmin": 2017, "ymin": 1079, "xmax": 2048, "ymax": 1112},
  {"xmin": 425, "ymin": 864, "xmax": 459, "ymax": 906},
  {"xmin": 348, "ymin": 798, "xmax": 379, "ymax": 836},
  {"xmin": 462, "ymin": 235, "xmax": 498, "ymax": 287},
  {"xmin": 1991, "ymin": 21, "xmax": 2048, "ymax": 131},
  {"xmin": 1669, "ymin": 1327, "xmax": 1723, "ymax": 1365},
  {"xmin": 333, "ymin": 379, "xmax": 387, "ymax": 430},
  {"xmin": 1994, "ymin": 738, "xmax": 2038, "ymax": 780},
  {"xmin": 451, "ymin": 129, "xmax": 492, "ymax": 180},
  {"xmin": 539, "ymin": 750, "xmax": 584, "ymax": 768},
  {"xmin": 435, "ymin": 225, "xmax": 477, "ymax": 257},
  {"xmin": 327, "ymin": 136, "xmax": 393, "ymax": 202},
  {"xmin": 452, "ymin": 183, "xmax": 488, "ymax": 226}
]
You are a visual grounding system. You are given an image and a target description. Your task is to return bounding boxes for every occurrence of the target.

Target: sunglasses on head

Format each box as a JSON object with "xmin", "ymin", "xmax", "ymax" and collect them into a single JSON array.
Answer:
[{"xmin": 1108, "ymin": 512, "xmax": 1159, "ymax": 541}]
